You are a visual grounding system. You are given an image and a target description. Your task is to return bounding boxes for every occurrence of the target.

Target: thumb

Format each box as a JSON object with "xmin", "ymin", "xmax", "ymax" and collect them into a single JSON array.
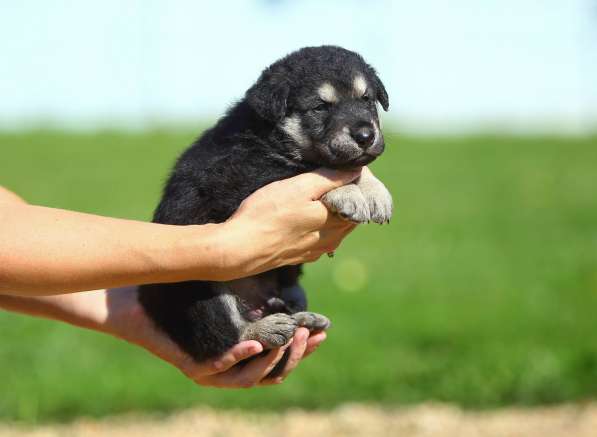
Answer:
[{"xmin": 293, "ymin": 167, "xmax": 363, "ymax": 200}]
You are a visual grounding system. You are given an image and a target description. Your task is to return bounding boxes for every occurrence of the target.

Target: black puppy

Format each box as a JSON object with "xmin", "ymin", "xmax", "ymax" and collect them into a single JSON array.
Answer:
[{"xmin": 138, "ymin": 46, "xmax": 393, "ymax": 376}]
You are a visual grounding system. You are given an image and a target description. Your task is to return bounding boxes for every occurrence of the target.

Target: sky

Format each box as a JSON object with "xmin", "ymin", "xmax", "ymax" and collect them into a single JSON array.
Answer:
[{"xmin": 1, "ymin": 0, "xmax": 596, "ymax": 133}]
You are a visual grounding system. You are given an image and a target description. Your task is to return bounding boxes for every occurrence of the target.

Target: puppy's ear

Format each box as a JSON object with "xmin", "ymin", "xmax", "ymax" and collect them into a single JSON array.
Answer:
[
  {"xmin": 246, "ymin": 73, "xmax": 290, "ymax": 122},
  {"xmin": 373, "ymin": 73, "xmax": 389, "ymax": 111}
]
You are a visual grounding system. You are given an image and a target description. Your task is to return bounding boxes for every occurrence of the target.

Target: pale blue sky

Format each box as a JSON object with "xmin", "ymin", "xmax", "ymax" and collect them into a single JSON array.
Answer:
[{"xmin": 1, "ymin": 0, "xmax": 596, "ymax": 133}]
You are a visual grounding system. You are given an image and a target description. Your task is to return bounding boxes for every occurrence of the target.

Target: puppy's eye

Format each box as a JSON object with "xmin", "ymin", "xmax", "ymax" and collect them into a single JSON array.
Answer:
[
  {"xmin": 313, "ymin": 102, "xmax": 331, "ymax": 112},
  {"xmin": 362, "ymin": 95, "xmax": 371, "ymax": 102}
]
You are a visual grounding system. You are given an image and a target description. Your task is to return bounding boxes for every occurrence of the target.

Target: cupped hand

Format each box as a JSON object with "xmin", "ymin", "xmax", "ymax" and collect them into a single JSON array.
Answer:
[
  {"xmin": 102, "ymin": 286, "xmax": 326, "ymax": 388},
  {"xmin": 181, "ymin": 327, "xmax": 325, "ymax": 388}
]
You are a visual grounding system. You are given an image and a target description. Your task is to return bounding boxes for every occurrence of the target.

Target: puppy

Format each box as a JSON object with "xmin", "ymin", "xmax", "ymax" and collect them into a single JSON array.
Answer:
[{"xmin": 138, "ymin": 46, "xmax": 393, "ymax": 377}]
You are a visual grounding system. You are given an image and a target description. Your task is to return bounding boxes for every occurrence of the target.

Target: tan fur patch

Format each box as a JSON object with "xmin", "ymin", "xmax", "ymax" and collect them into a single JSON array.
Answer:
[
  {"xmin": 318, "ymin": 82, "xmax": 338, "ymax": 103},
  {"xmin": 281, "ymin": 115, "xmax": 311, "ymax": 147},
  {"xmin": 353, "ymin": 75, "xmax": 368, "ymax": 97}
]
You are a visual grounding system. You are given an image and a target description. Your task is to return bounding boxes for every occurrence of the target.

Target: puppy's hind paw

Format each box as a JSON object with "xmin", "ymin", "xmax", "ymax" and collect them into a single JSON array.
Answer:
[
  {"xmin": 292, "ymin": 311, "xmax": 331, "ymax": 331},
  {"xmin": 241, "ymin": 313, "xmax": 298, "ymax": 349}
]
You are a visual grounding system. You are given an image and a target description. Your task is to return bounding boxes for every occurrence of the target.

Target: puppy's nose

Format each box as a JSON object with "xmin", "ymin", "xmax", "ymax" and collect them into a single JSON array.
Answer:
[{"xmin": 350, "ymin": 123, "xmax": 375, "ymax": 148}]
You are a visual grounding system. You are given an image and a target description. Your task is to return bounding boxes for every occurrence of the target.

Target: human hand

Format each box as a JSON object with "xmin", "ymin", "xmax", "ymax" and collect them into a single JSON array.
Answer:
[
  {"xmin": 0, "ymin": 285, "xmax": 326, "ymax": 388},
  {"xmin": 0, "ymin": 169, "xmax": 362, "ymax": 295},
  {"xmin": 101, "ymin": 286, "xmax": 326, "ymax": 387},
  {"xmin": 211, "ymin": 168, "xmax": 362, "ymax": 281}
]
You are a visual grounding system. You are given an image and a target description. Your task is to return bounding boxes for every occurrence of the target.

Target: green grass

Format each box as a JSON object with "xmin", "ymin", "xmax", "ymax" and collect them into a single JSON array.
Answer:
[{"xmin": 1, "ymin": 130, "xmax": 597, "ymax": 422}]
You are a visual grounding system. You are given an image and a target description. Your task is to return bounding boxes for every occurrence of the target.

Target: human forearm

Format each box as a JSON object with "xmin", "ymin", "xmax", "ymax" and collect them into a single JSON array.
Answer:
[
  {"xmin": 0, "ymin": 290, "xmax": 108, "ymax": 331},
  {"xmin": 0, "ymin": 168, "xmax": 359, "ymax": 296},
  {"xmin": 0, "ymin": 204, "xmax": 225, "ymax": 296}
]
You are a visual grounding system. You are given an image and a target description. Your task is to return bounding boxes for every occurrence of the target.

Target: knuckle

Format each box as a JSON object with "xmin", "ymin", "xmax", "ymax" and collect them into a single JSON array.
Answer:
[{"xmin": 297, "ymin": 177, "xmax": 313, "ymax": 192}]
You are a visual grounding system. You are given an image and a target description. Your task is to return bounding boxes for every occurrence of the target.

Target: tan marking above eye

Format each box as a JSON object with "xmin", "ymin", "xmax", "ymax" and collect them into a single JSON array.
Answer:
[
  {"xmin": 317, "ymin": 82, "xmax": 338, "ymax": 103},
  {"xmin": 353, "ymin": 75, "xmax": 368, "ymax": 98}
]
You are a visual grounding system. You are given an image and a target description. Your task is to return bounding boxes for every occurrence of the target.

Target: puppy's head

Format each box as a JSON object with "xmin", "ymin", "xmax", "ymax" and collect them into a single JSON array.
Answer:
[{"xmin": 246, "ymin": 46, "xmax": 389, "ymax": 168}]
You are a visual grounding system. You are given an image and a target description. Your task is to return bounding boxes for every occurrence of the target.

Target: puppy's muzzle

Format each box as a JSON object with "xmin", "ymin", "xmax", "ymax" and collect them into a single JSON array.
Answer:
[{"xmin": 350, "ymin": 122, "xmax": 375, "ymax": 148}]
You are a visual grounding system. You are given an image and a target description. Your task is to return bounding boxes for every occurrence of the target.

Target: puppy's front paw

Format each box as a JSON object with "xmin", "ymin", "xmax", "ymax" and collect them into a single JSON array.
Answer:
[
  {"xmin": 321, "ymin": 184, "xmax": 370, "ymax": 224},
  {"xmin": 292, "ymin": 311, "xmax": 331, "ymax": 331},
  {"xmin": 241, "ymin": 313, "xmax": 298, "ymax": 348},
  {"xmin": 358, "ymin": 178, "xmax": 393, "ymax": 224}
]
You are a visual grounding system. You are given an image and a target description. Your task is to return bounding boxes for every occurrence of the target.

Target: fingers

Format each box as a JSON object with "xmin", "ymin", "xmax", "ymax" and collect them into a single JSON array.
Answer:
[
  {"xmin": 259, "ymin": 328, "xmax": 327, "ymax": 386},
  {"xmin": 287, "ymin": 222, "xmax": 354, "ymax": 265},
  {"xmin": 312, "ymin": 222, "xmax": 356, "ymax": 256},
  {"xmin": 305, "ymin": 200, "xmax": 357, "ymax": 229},
  {"xmin": 290, "ymin": 167, "xmax": 362, "ymax": 201},
  {"xmin": 324, "ymin": 216, "xmax": 358, "ymax": 233},
  {"xmin": 271, "ymin": 327, "xmax": 309, "ymax": 382},
  {"xmin": 193, "ymin": 330, "xmax": 327, "ymax": 388},
  {"xmin": 188, "ymin": 341, "xmax": 263, "ymax": 378},
  {"xmin": 220, "ymin": 340, "xmax": 293, "ymax": 388},
  {"xmin": 237, "ymin": 341, "xmax": 292, "ymax": 387},
  {"xmin": 304, "ymin": 331, "xmax": 327, "ymax": 358}
]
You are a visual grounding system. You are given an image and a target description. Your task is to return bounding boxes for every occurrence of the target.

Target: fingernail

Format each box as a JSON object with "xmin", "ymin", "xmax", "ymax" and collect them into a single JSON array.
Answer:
[{"xmin": 274, "ymin": 377, "xmax": 284, "ymax": 384}]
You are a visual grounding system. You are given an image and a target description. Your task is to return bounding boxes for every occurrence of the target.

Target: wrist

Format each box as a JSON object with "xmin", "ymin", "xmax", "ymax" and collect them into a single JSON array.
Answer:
[{"xmin": 215, "ymin": 219, "xmax": 261, "ymax": 280}]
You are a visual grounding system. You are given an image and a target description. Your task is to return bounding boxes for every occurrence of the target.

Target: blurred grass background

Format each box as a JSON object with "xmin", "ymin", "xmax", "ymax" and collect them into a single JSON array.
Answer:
[{"xmin": 1, "ymin": 130, "xmax": 596, "ymax": 422}]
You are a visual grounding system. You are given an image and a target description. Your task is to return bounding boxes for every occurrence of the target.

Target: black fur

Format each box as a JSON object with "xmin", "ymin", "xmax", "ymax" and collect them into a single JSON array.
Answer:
[{"xmin": 137, "ymin": 45, "xmax": 389, "ymax": 369}]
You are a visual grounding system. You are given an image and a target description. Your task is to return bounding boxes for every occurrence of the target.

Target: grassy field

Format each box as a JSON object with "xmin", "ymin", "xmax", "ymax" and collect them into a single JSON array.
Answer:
[{"xmin": 1, "ymin": 130, "xmax": 596, "ymax": 423}]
